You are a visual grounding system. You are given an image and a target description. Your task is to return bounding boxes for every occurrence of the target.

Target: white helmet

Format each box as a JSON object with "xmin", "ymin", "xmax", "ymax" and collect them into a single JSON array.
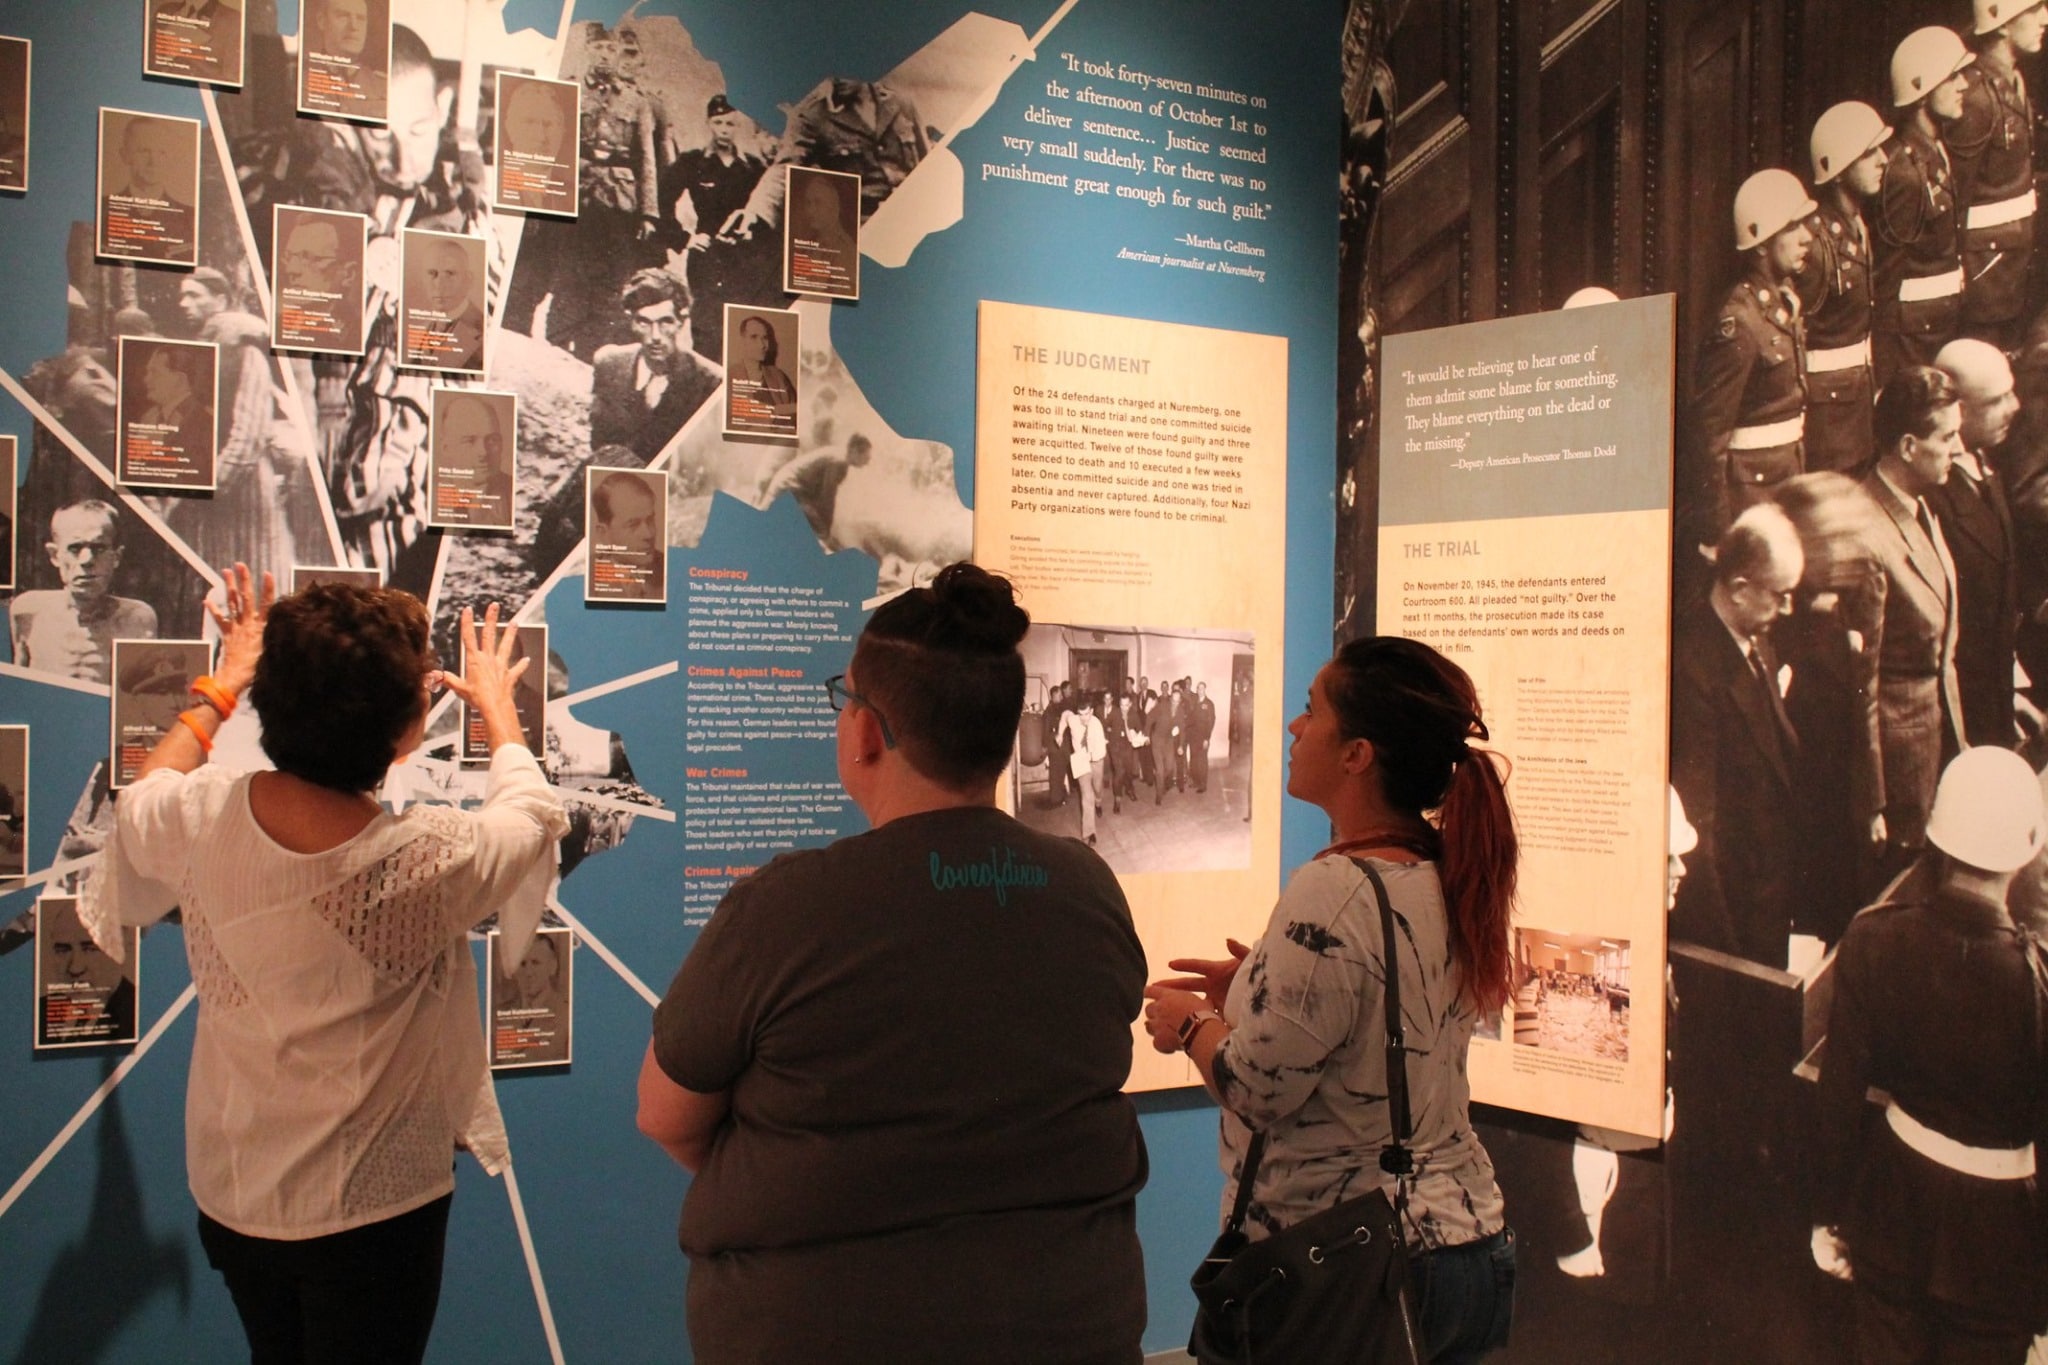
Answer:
[
  {"xmin": 1925, "ymin": 746, "xmax": 2047, "ymax": 872},
  {"xmin": 1733, "ymin": 169, "xmax": 1818, "ymax": 251},
  {"xmin": 1891, "ymin": 27, "xmax": 1975, "ymax": 107},
  {"xmin": 1974, "ymin": 0, "xmax": 2047, "ymax": 36},
  {"xmin": 1563, "ymin": 286, "xmax": 1621, "ymax": 310},
  {"xmin": 1810, "ymin": 102, "xmax": 1893, "ymax": 184},
  {"xmin": 1668, "ymin": 785, "xmax": 1699, "ymax": 857}
]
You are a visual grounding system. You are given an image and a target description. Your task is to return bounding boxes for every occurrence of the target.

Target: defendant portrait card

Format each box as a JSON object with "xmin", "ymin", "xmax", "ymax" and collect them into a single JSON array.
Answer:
[
  {"xmin": 117, "ymin": 337, "xmax": 218, "ymax": 490},
  {"xmin": 427, "ymin": 388, "xmax": 517, "ymax": 531},
  {"xmin": 0, "ymin": 37, "xmax": 30, "ymax": 194},
  {"xmin": 783, "ymin": 165, "xmax": 860, "ymax": 299},
  {"xmin": 34, "ymin": 896, "xmax": 139, "ymax": 1050},
  {"xmin": 271, "ymin": 205, "xmax": 367, "ymax": 355},
  {"xmin": 585, "ymin": 467, "xmax": 667, "ymax": 604},
  {"xmin": 144, "ymin": 0, "xmax": 246, "ymax": 87},
  {"xmin": 722, "ymin": 305, "xmax": 800, "ymax": 440},
  {"xmin": 400, "ymin": 228, "xmax": 487, "ymax": 375},
  {"xmin": 461, "ymin": 622, "xmax": 546, "ymax": 762},
  {"xmin": 487, "ymin": 926, "xmax": 573, "ymax": 1070},
  {"xmin": 297, "ymin": 0, "xmax": 389, "ymax": 124},
  {"xmin": 493, "ymin": 73, "xmax": 579, "ymax": 217},
  {"xmin": 110, "ymin": 638, "xmax": 210, "ymax": 789},
  {"xmin": 0, "ymin": 725, "xmax": 26, "ymax": 881},
  {"xmin": 96, "ymin": 108, "xmax": 201, "ymax": 266}
]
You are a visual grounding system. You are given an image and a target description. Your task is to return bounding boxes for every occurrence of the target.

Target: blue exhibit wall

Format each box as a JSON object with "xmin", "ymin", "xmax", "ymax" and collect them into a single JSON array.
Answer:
[{"xmin": 0, "ymin": 1, "xmax": 1337, "ymax": 1360}]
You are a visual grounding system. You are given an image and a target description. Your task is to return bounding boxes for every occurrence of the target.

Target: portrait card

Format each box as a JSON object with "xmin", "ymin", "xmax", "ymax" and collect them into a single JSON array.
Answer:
[
  {"xmin": 0, "ymin": 37, "xmax": 29, "ymax": 193},
  {"xmin": 584, "ymin": 467, "xmax": 667, "ymax": 605},
  {"xmin": 427, "ymin": 388, "xmax": 518, "ymax": 532},
  {"xmin": 487, "ymin": 926, "xmax": 573, "ymax": 1070},
  {"xmin": 34, "ymin": 896, "xmax": 140, "ymax": 1050},
  {"xmin": 290, "ymin": 565, "xmax": 382, "ymax": 594},
  {"xmin": 96, "ymin": 107, "xmax": 201, "ymax": 266},
  {"xmin": 110, "ymin": 638, "xmax": 210, "ymax": 789},
  {"xmin": 492, "ymin": 72, "xmax": 580, "ymax": 217},
  {"xmin": 116, "ymin": 336, "xmax": 219, "ymax": 491},
  {"xmin": 271, "ymin": 205, "xmax": 367, "ymax": 356},
  {"xmin": 460, "ymin": 622, "xmax": 546, "ymax": 762},
  {"xmin": 721, "ymin": 304, "xmax": 800, "ymax": 440},
  {"xmin": 297, "ymin": 0, "xmax": 389, "ymax": 124},
  {"xmin": 783, "ymin": 165, "xmax": 860, "ymax": 299},
  {"xmin": 0, "ymin": 725, "xmax": 26, "ymax": 881},
  {"xmin": 144, "ymin": 0, "xmax": 246, "ymax": 87},
  {"xmin": 0, "ymin": 434, "xmax": 16, "ymax": 592},
  {"xmin": 400, "ymin": 228, "xmax": 488, "ymax": 375}
]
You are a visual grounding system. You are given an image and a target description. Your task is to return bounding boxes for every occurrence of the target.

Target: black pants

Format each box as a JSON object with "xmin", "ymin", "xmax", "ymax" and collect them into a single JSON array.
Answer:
[{"xmin": 198, "ymin": 1193, "xmax": 452, "ymax": 1365}]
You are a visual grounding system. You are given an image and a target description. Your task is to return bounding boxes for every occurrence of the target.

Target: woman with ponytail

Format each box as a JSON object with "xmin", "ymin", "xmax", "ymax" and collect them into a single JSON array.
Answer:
[{"xmin": 1145, "ymin": 636, "xmax": 1517, "ymax": 1364}]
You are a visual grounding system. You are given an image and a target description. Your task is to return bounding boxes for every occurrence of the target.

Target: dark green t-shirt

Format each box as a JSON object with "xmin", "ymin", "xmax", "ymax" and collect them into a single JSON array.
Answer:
[{"xmin": 653, "ymin": 805, "xmax": 1149, "ymax": 1362}]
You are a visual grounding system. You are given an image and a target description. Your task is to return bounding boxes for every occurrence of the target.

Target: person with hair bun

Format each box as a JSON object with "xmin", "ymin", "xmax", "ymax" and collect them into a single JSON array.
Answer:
[
  {"xmin": 83, "ymin": 566, "xmax": 568, "ymax": 1365},
  {"xmin": 1145, "ymin": 636, "xmax": 1518, "ymax": 1364},
  {"xmin": 639, "ymin": 562, "xmax": 1149, "ymax": 1364}
]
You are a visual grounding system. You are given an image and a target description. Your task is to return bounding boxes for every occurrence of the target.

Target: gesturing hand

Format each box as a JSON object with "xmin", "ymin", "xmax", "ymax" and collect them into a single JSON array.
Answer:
[
  {"xmin": 205, "ymin": 562, "xmax": 276, "ymax": 696},
  {"xmin": 437, "ymin": 603, "xmax": 532, "ymax": 752},
  {"xmin": 1152, "ymin": 938, "xmax": 1253, "ymax": 1008}
]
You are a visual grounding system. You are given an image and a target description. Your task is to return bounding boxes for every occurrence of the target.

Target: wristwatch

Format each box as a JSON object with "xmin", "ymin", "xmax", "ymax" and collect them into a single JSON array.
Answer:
[{"xmin": 1176, "ymin": 1009, "xmax": 1222, "ymax": 1050}]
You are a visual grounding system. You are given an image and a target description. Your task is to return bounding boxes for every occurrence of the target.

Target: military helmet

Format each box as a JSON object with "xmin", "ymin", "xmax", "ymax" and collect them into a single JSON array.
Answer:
[
  {"xmin": 1974, "ymin": 0, "xmax": 2048, "ymax": 37},
  {"xmin": 1925, "ymin": 746, "xmax": 2046, "ymax": 872},
  {"xmin": 1890, "ymin": 27, "xmax": 1975, "ymax": 107},
  {"xmin": 1732, "ymin": 169, "xmax": 1818, "ymax": 251},
  {"xmin": 1810, "ymin": 102, "xmax": 1893, "ymax": 184}
]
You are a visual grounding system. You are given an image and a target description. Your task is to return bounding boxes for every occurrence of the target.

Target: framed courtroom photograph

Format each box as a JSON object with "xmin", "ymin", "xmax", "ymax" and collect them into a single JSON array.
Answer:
[
  {"xmin": 0, "ymin": 37, "xmax": 29, "ymax": 193},
  {"xmin": 291, "ymin": 565, "xmax": 382, "ymax": 593},
  {"xmin": 722, "ymin": 304, "xmax": 799, "ymax": 440},
  {"xmin": 783, "ymin": 165, "xmax": 859, "ymax": 299},
  {"xmin": 116, "ymin": 336, "xmax": 218, "ymax": 491},
  {"xmin": 0, "ymin": 725, "xmax": 26, "ymax": 881},
  {"xmin": 271, "ymin": 205, "xmax": 367, "ymax": 356},
  {"xmin": 96, "ymin": 107, "xmax": 201, "ymax": 267},
  {"xmin": 33, "ymin": 897, "xmax": 140, "ymax": 1050},
  {"xmin": 110, "ymin": 638, "xmax": 210, "ymax": 789},
  {"xmin": 399, "ymin": 228, "xmax": 487, "ymax": 375},
  {"xmin": 492, "ymin": 72, "xmax": 579, "ymax": 217},
  {"xmin": 296, "ymin": 0, "xmax": 389, "ymax": 124},
  {"xmin": 584, "ymin": 467, "xmax": 667, "ymax": 604},
  {"xmin": 487, "ymin": 926, "xmax": 573, "ymax": 1070},
  {"xmin": 427, "ymin": 388, "xmax": 517, "ymax": 532},
  {"xmin": 144, "ymin": 0, "xmax": 246, "ymax": 87},
  {"xmin": 460, "ymin": 622, "xmax": 545, "ymax": 762}
]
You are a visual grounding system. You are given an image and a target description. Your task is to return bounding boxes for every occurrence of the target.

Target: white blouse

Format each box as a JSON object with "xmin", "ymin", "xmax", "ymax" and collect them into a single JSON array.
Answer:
[{"xmin": 84, "ymin": 746, "xmax": 567, "ymax": 1240}]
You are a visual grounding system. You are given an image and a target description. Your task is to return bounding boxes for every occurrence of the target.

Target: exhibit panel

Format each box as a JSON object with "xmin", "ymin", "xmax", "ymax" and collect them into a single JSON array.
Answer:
[{"xmin": 0, "ymin": 1, "xmax": 1340, "ymax": 1360}]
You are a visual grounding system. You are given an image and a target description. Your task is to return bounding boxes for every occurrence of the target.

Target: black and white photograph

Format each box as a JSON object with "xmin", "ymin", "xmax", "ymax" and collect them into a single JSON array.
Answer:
[
  {"xmin": 33, "ymin": 895, "xmax": 138, "ymax": 1050},
  {"xmin": 461, "ymin": 621, "xmax": 545, "ymax": 761},
  {"xmin": 0, "ymin": 434, "xmax": 16, "ymax": 592},
  {"xmin": 290, "ymin": 564, "xmax": 381, "ymax": 593},
  {"xmin": 296, "ymin": 0, "xmax": 389, "ymax": 123},
  {"xmin": 109, "ymin": 637, "xmax": 208, "ymax": 789},
  {"xmin": 144, "ymin": 0, "xmax": 245, "ymax": 87},
  {"xmin": 0, "ymin": 36, "xmax": 29, "ymax": 194},
  {"xmin": 400, "ymin": 228, "xmax": 487, "ymax": 374},
  {"xmin": 721, "ymin": 304, "xmax": 799, "ymax": 440},
  {"xmin": 493, "ymin": 72, "xmax": 579, "ymax": 217},
  {"xmin": 95, "ymin": 107, "xmax": 200, "ymax": 267},
  {"xmin": 9, "ymin": 498, "xmax": 171, "ymax": 688},
  {"xmin": 585, "ymin": 466, "xmax": 666, "ymax": 604},
  {"xmin": 1510, "ymin": 929, "xmax": 1633, "ymax": 1063},
  {"xmin": 782, "ymin": 164, "xmax": 860, "ymax": 299},
  {"xmin": 0, "ymin": 724, "xmax": 26, "ymax": 880},
  {"xmin": 487, "ymin": 925, "xmax": 573, "ymax": 1070},
  {"xmin": 426, "ymin": 388, "xmax": 516, "ymax": 531},
  {"xmin": 270, "ymin": 205, "xmax": 366, "ymax": 355},
  {"xmin": 1009, "ymin": 623, "xmax": 1254, "ymax": 875},
  {"xmin": 115, "ymin": 335, "xmax": 218, "ymax": 490}
]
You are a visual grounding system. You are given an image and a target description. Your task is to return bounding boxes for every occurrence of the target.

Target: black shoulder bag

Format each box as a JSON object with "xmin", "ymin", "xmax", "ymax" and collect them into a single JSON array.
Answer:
[{"xmin": 1187, "ymin": 860, "xmax": 1424, "ymax": 1365}]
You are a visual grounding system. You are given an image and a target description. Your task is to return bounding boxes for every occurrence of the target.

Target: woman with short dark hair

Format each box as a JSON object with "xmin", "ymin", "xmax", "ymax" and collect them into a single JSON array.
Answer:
[
  {"xmin": 638, "ymin": 562, "xmax": 1150, "ymax": 1364},
  {"xmin": 1145, "ymin": 636, "xmax": 1518, "ymax": 1364},
  {"xmin": 86, "ymin": 565, "xmax": 567, "ymax": 1365}
]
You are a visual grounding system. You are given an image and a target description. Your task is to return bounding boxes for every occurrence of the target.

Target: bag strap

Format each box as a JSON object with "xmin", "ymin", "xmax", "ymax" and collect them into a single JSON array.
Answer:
[
  {"xmin": 1221, "ymin": 1131, "xmax": 1265, "ymax": 1237},
  {"xmin": 1356, "ymin": 860, "xmax": 1416, "ymax": 1176}
]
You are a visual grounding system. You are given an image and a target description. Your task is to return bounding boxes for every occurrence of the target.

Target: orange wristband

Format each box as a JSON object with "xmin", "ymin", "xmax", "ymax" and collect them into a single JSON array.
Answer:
[
  {"xmin": 177, "ymin": 711, "xmax": 214, "ymax": 754},
  {"xmin": 189, "ymin": 675, "xmax": 237, "ymax": 719}
]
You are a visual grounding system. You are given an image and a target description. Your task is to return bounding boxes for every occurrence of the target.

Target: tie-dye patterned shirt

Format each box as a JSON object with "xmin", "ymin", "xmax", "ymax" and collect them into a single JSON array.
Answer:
[{"xmin": 1211, "ymin": 854, "xmax": 1506, "ymax": 1252}]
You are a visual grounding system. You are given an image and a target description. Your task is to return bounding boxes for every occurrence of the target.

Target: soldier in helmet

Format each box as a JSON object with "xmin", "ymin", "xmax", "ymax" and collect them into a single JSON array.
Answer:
[
  {"xmin": 1798, "ymin": 103, "xmax": 1891, "ymax": 474},
  {"xmin": 1952, "ymin": 0, "xmax": 2045, "ymax": 350},
  {"xmin": 1873, "ymin": 28, "xmax": 1974, "ymax": 384},
  {"xmin": 1683, "ymin": 168, "xmax": 1815, "ymax": 537}
]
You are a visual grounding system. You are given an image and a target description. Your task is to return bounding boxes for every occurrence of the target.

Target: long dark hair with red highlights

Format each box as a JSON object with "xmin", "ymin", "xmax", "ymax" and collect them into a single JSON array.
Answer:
[{"xmin": 1323, "ymin": 636, "xmax": 1517, "ymax": 1015}]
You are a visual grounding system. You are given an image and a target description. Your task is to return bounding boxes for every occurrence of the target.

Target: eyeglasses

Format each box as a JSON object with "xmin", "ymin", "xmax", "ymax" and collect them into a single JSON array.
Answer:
[{"xmin": 825, "ymin": 674, "xmax": 896, "ymax": 749}]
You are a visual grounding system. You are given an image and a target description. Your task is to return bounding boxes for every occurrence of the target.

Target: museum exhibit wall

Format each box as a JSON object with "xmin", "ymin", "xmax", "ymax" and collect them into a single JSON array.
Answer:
[{"xmin": 0, "ymin": 0, "xmax": 1340, "ymax": 1361}]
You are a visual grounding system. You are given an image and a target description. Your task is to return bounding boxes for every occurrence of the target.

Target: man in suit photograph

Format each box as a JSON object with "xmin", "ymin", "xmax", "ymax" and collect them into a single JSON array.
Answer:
[
  {"xmin": 1927, "ymin": 338, "xmax": 2020, "ymax": 748},
  {"xmin": 99, "ymin": 113, "xmax": 196, "ymax": 263}
]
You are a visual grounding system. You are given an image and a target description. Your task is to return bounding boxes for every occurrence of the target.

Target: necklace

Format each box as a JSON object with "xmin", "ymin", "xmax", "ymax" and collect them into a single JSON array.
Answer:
[{"xmin": 1316, "ymin": 828, "xmax": 1436, "ymax": 863}]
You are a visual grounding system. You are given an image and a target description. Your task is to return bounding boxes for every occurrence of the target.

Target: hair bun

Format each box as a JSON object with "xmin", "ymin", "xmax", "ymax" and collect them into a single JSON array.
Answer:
[{"xmin": 926, "ymin": 562, "xmax": 1031, "ymax": 652}]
